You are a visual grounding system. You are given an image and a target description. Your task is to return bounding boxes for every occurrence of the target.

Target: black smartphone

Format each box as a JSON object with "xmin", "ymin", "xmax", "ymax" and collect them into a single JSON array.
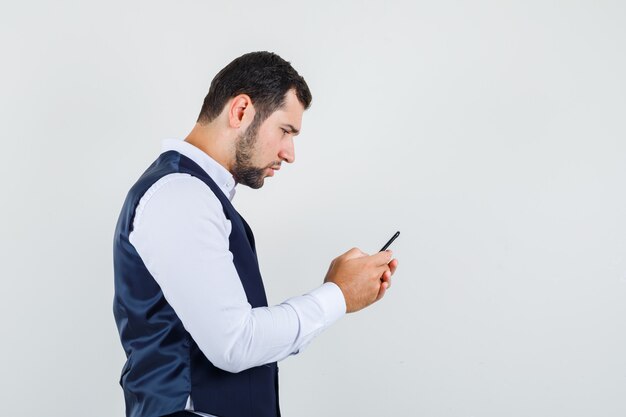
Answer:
[{"xmin": 379, "ymin": 231, "xmax": 400, "ymax": 252}]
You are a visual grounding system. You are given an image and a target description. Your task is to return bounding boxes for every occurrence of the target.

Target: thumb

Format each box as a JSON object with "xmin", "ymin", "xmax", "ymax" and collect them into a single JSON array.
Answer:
[{"xmin": 371, "ymin": 250, "xmax": 393, "ymax": 266}]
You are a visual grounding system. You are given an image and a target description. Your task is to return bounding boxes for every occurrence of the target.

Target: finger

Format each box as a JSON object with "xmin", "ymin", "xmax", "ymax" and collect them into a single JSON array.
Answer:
[
  {"xmin": 375, "ymin": 281, "xmax": 388, "ymax": 302},
  {"xmin": 380, "ymin": 272, "xmax": 392, "ymax": 289},
  {"xmin": 389, "ymin": 259, "xmax": 399, "ymax": 275},
  {"xmin": 374, "ymin": 264, "xmax": 391, "ymax": 281}
]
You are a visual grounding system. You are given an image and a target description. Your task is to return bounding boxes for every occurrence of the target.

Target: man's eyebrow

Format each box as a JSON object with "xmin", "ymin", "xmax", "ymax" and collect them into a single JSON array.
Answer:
[{"xmin": 282, "ymin": 124, "xmax": 300, "ymax": 135}]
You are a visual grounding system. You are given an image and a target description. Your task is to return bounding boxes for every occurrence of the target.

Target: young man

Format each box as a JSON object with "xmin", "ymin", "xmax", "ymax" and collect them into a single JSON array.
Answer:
[{"xmin": 113, "ymin": 51, "xmax": 399, "ymax": 417}]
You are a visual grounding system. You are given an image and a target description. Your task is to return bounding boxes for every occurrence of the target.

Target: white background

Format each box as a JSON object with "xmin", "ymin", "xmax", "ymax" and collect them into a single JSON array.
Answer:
[{"xmin": 1, "ymin": 1, "xmax": 625, "ymax": 416}]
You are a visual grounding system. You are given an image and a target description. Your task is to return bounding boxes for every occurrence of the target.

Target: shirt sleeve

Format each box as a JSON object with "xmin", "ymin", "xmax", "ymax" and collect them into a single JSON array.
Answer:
[{"xmin": 128, "ymin": 173, "xmax": 346, "ymax": 373}]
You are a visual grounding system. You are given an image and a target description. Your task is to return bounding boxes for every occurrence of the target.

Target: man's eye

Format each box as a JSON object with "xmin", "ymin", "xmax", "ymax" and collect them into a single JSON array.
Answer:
[{"xmin": 281, "ymin": 129, "xmax": 289, "ymax": 135}]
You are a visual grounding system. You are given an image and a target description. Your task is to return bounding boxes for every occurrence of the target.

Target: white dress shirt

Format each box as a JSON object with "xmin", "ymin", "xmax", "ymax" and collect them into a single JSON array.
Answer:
[{"xmin": 128, "ymin": 139, "xmax": 346, "ymax": 416}]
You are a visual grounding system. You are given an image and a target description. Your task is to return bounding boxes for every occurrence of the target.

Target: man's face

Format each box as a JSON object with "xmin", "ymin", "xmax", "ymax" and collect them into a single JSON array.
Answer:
[{"xmin": 232, "ymin": 89, "xmax": 304, "ymax": 189}]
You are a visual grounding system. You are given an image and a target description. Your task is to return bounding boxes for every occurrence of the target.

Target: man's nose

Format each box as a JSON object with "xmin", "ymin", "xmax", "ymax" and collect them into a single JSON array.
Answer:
[{"xmin": 279, "ymin": 137, "xmax": 295, "ymax": 164}]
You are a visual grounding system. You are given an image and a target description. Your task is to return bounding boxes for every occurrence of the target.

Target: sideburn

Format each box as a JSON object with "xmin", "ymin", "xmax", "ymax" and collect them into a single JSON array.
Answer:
[{"xmin": 232, "ymin": 114, "xmax": 266, "ymax": 189}]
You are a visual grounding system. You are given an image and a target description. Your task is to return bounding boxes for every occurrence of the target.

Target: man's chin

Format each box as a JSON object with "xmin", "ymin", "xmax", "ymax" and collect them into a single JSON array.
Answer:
[
  {"xmin": 245, "ymin": 176, "xmax": 265, "ymax": 189},
  {"xmin": 249, "ymin": 180, "xmax": 264, "ymax": 189}
]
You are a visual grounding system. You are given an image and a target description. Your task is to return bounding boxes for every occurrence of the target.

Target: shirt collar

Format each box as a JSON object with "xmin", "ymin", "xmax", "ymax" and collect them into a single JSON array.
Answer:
[{"xmin": 161, "ymin": 138, "xmax": 237, "ymax": 201}]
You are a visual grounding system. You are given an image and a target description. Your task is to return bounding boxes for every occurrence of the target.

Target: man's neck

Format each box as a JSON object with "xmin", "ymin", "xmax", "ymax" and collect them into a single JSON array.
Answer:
[{"xmin": 184, "ymin": 123, "xmax": 234, "ymax": 174}]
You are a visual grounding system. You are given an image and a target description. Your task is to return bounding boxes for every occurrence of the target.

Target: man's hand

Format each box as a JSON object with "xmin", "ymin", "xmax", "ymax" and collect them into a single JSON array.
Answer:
[{"xmin": 324, "ymin": 248, "xmax": 399, "ymax": 313}]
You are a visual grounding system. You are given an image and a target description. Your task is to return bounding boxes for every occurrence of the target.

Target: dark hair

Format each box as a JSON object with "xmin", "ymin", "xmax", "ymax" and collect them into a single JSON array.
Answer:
[{"xmin": 197, "ymin": 51, "xmax": 312, "ymax": 124}]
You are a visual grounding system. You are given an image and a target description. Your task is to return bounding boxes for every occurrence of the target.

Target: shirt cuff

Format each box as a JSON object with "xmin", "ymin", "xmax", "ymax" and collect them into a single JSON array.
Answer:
[{"xmin": 307, "ymin": 282, "xmax": 347, "ymax": 326}]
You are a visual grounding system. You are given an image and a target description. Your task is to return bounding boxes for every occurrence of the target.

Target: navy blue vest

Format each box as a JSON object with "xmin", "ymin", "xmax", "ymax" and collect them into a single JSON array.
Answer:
[{"xmin": 113, "ymin": 150, "xmax": 280, "ymax": 417}]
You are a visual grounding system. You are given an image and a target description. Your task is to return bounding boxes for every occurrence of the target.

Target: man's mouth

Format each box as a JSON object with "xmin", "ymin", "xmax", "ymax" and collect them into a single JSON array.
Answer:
[{"xmin": 266, "ymin": 163, "xmax": 281, "ymax": 177}]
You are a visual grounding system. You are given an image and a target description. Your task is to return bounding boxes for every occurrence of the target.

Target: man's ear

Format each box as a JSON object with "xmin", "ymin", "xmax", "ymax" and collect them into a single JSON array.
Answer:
[{"xmin": 227, "ymin": 94, "xmax": 255, "ymax": 129}]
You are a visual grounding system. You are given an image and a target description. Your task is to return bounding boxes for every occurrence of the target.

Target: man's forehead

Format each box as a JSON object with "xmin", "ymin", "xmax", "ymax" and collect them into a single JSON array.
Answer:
[{"xmin": 271, "ymin": 92, "xmax": 304, "ymax": 128}]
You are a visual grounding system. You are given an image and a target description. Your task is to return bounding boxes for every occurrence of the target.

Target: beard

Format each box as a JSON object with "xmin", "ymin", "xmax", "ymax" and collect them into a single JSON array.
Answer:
[{"xmin": 232, "ymin": 115, "xmax": 279, "ymax": 189}]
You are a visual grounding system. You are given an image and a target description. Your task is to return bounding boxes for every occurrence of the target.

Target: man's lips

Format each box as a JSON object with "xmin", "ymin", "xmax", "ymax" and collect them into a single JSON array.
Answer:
[{"xmin": 267, "ymin": 165, "xmax": 281, "ymax": 177}]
